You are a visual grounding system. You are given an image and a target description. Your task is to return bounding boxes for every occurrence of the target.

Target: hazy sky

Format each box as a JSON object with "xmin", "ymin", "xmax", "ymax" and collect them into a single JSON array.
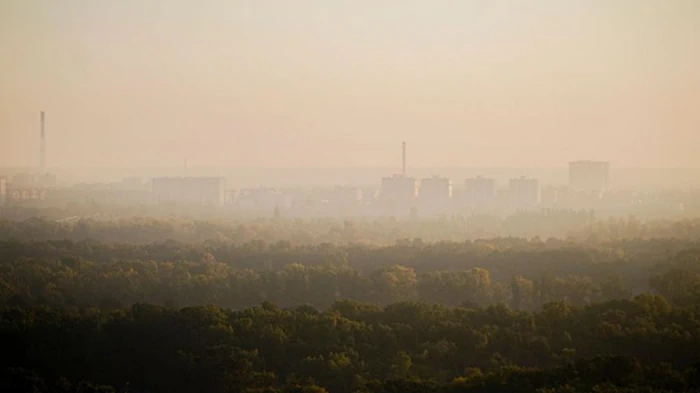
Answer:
[{"xmin": 1, "ymin": 0, "xmax": 698, "ymax": 169}]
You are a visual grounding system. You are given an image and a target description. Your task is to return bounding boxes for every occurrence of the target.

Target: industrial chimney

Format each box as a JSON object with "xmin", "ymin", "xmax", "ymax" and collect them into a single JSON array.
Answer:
[
  {"xmin": 402, "ymin": 141, "xmax": 406, "ymax": 176},
  {"xmin": 40, "ymin": 111, "xmax": 45, "ymax": 172}
]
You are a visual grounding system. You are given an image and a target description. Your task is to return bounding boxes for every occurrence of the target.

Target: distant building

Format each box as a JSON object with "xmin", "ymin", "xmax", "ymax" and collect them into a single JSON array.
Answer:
[
  {"xmin": 380, "ymin": 174, "xmax": 417, "ymax": 201},
  {"xmin": 569, "ymin": 160, "xmax": 610, "ymax": 191},
  {"xmin": 45, "ymin": 183, "xmax": 152, "ymax": 206},
  {"xmin": 235, "ymin": 188, "xmax": 291, "ymax": 211},
  {"xmin": 12, "ymin": 173, "xmax": 36, "ymax": 187},
  {"xmin": 6, "ymin": 187, "xmax": 47, "ymax": 203},
  {"xmin": 465, "ymin": 176, "xmax": 496, "ymax": 206},
  {"xmin": 122, "ymin": 177, "xmax": 145, "ymax": 188},
  {"xmin": 509, "ymin": 177, "xmax": 540, "ymax": 207},
  {"xmin": 152, "ymin": 177, "xmax": 225, "ymax": 206},
  {"xmin": 325, "ymin": 186, "xmax": 362, "ymax": 205},
  {"xmin": 419, "ymin": 176, "xmax": 452, "ymax": 202}
]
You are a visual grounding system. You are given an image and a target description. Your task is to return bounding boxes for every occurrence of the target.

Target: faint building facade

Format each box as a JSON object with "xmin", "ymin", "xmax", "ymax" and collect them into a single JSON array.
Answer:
[
  {"xmin": 419, "ymin": 175, "xmax": 452, "ymax": 202},
  {"xmin": 152, "ymin": 177, "xmax": 225, "ymax": 206},
  {"xmin": 235, "ymin": 188, "xmax": 291, "ymax": 212},
  {"xmin": 325, "ymin": 186, "xmax": 362, "ymax": 205},
  {"xmin": 6, "ymin": 186, "xmax": 47, "ymax": 203},
  {"xmin": 465, "ymin": 176, "xmax": 496, "ymax": 207},
  {"xmin": 12, "ymin": 173, "xmax": 36, "ymax": 187},
  {"xmin": 381, "ymin": 174, "xmax": 417, "ymax": 202},
  {"xmin": 122, "ymin": 177, "xmax": 144, "ymax": 188},
  {"xmin": 509, "ymin": 177, "xmax": 540, "ymax": 207},
  {"xmin": 417, "ymin": 175, "xmax": 452, "ymax": 216}
]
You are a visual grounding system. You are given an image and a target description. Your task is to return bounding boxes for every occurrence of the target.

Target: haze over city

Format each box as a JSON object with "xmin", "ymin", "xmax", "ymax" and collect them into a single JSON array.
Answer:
[
  {"xmin": 6, "ymin": 3, "xmax": 700, "ymax": 393},
  {"xmin": 2, "ymin": 0, "xmax": 699, "ymax": 169}
]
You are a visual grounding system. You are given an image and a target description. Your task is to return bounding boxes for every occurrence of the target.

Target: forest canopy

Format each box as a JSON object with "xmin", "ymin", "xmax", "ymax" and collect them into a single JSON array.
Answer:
[{"xmin": 3, "ymin": 217, "xmax": 700, "ymax": 393}]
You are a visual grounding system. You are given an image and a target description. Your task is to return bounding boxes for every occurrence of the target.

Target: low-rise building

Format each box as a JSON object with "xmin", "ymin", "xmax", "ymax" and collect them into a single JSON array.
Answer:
[{"xmin": 152, "ymin": 177, "xmax": 225, "ymax": 206}]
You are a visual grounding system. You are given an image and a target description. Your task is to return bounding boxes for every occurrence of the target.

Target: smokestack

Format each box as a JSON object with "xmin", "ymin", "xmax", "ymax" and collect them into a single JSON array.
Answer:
[
  {"xmin": 40, "ymin": 111, "xmax": 45, "ymax": 172},
  {"xmin": 402, "ymin": 141, "xmax": 406, "ymax": 176}
]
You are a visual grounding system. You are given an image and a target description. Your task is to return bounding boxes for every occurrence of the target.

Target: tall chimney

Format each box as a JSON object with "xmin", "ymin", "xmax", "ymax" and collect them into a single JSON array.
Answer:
[
  {"xmin": 40, "ymin": 111, "xmax": 45, "ymax": 172},
  {"xmin": 402, "ymin": 141, "xmax": 406, "ymax": 176}
]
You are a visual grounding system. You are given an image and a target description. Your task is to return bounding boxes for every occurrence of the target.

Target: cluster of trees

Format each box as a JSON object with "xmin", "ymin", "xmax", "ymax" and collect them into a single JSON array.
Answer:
[
  {"xmin": 3, "ymin": 298, "xmax": 700, "ymax": 393},
  {"xmin": 2, "ymin": 237, "xmax": 700, "ymax": 310},
  {"xmin": 3, "ymin": 215, "xmax": 700, "ymax": 244},
  {"xmin": 4, "ymin": 216, "xmax": 700, "ymax": 392},
  {"xmin": 0, "ymin": 257, "xmax": 606, "ymax": 310}
]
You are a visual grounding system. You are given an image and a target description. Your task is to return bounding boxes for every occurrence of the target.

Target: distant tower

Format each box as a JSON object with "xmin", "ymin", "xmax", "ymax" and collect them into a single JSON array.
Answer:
[
  {"xmin": 40, "ymin": 111, "xmax": 46, "ymax": 172},
  {"xmin": 402, "ymin": 141, "xmax": 406, "ymax": 176}
]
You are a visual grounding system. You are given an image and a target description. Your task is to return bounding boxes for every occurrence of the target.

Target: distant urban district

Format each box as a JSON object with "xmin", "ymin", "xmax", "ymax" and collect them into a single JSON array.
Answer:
[
  {"xmin": 4, "ymin": 119, "xmax": 700, "ymax": 393},
  {"xmin": 1, "ymin": 157, "xmax": 696, "ymax": 223},
  {"xmin": 4, "ymin": 164, "xmax": 700, "ymax": 393}
]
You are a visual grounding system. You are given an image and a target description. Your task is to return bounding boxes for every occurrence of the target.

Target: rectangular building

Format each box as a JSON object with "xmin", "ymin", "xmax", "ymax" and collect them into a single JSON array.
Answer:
[
  {"xmin": 419, "ymin": 176, "xmax": 452, "ymax": 202},
  {"xmin": 12, "ymin": 173, "xmax": 36, "ymax": 187},
  {"xmin": 509, "ymin": 176, "xmax": 540, "ymax": 207},
  {"xmin": 380, "ymin": 174, "xmax": 417, "ymax": 201},
  {"xmin": 152, "ymin": 177, "xmax": 225, "ymax": 206},
  {"xmin": 325, "ymin": 186, "xmax": 362, "ymax": 205},
  {"xmin": 235, "ymin": 188, "xmax": 291, "ymax": 211},
  {"xmin": 569, "ymin": 160, "xmax": 610, "ymax": 191},
  {"xmin": 465, "ymin": 176, "xmax": 496, "ymax": 206},
  {"xmin": 6, "ymin": 187, "xmax": 47, "ymax": 203}
]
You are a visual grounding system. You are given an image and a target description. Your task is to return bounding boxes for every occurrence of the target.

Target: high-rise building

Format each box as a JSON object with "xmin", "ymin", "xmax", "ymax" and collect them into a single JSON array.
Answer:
[
  {"xmin": 569, "ymin": 160, "xmax": 610, "ymax": 191},
  {"xmin": 419, "ymin": 175, "xmax": 452, "ymax": 202},
  {"xmin": 381, "ymin": 174, "xmax": 417, "ymax": 201},
  {"xmin": 152, "ymin": 177, "xmax": 225, "ymax": 206},
  {"xmin": 509, "ymin": 176, "xmax": 540, "ymax": 207},
  {"xmin": 465, "ymin": 176, "xmax": 496, "ymax": 206},
  {"xmin": 377, "ymin": 141, "xmax": 419, "ymax": 216}
]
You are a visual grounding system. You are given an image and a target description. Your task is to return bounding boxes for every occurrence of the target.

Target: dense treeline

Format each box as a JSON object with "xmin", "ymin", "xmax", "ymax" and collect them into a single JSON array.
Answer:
[
  {"xmin": 3, "ymin": 215, "xmax": 700, "ymax": 244},
  {"xmin": 3, "ymin": 298, "xmax": 700, "ymax": 393},
  {"xmin": 5, "ymin": 217, "xmax": 700, "ymax": 392},
  {"xmin": 2, "ymin": 237, "xmax": 700, "ymax": 310}
]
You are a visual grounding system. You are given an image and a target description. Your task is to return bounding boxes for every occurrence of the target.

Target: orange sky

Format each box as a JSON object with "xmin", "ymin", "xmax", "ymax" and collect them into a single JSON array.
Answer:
[{"xmin": 1, "ymin": 0, "xmax": 699, "ymax": 168}]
